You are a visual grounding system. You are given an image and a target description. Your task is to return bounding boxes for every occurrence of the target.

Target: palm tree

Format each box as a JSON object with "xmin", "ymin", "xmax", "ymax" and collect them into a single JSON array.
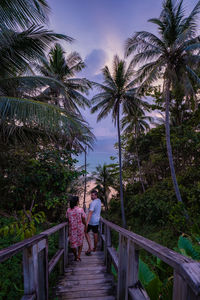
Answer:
[
  {"xmin": 92, "ymin": 163, "xmax": 114, "ymax": 210},
  {"xmin": 122, "ymin": 106, "xmax": 152, "ymax": 192},
  {"xmin": 0, "ymin": 0, "xmax": 95, "ymax": 148},
  {"xmin": 92, "ymin": 55, "xmax": 146, "ymax": 228},
  {"xmin": 35, "ymin": 43, "xmax": 91, "ymax": 114},
  {"xmin": 125, "ymin": 0, "xmax": 200, "ymax": 207},
  {"xmin": 0, "ymin": 0, "xmax": 50, "ymax": 29}
]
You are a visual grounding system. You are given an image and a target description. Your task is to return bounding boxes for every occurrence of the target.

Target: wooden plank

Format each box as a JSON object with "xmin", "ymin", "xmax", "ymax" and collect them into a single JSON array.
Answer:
[
  {"xmin": 59, "ymin": 228, "xmax": 65, "ymax": 275},
  {"xmin": 21, "ymin": 294, "xmax": 36, "ymax": 300},
  {"xmin": 107, "ymin": 246, "xmax": 119, "ymax": 272},
  {"xmin": 41, "ymin": 222, "xmax": 67, "ymax": 236},
  {"xmin": 101, "ymin": 218, "xmax": 192, "ymax": 269},
  {"xmin": 0, "ymin": 234, "xmax": 45, "ymax": 263},
  {"xmin": 38, "ymin": 248, "xmax": 47, "ymax": 300},
  {"xmin": 178, "ymin": 263, "xmax": 200, "ymax": 295},
  {"xmin": 49, "ymin": 249, "xmax": 64, "ymax": 274},
  {"xmin": 126, "ymin": 240, "xmax": 139, "ymax": 300},
  {"xmin": 65, "ymin": 225, "xmax": 69, "ymax": 266},
  {"xmin": 101, "ymin": 234, "xmax": 106, "ymax": 242},
  {"xmin": 60, "ymin": 297, "xmax": 116, "ymax": 300},
  {"xmin": 65, "ymin": 266, "xmax": 106, "ymax": 274},
  {"xmin": 57, "ymin": 282, "xmax": 113, "ymax": 292},
  {"xmin": 23, "ymin": 244, "xmax": 38, "ymax": 297},
  {"xmin": 106, "ymin": 226, "xmax": 112, "ymax": 273},
  {"xmin": 128, "ymin": 287, "xmax": 150, "ymax": 300},
  {"xmin": 61, "ymin": 273, "xmax": 113, "ymax": 281},
  {"xmin": 117, "ymin": 234, "xmax": 127, "ymax": 300},
  {"xmin": 0, "ymin": 222, "xmax": 67, "ymax": 263},
  {"xmin": 57, "ymin": 285, "xmax": 114, "ymax": 299},
  {"xmin": 173, "ymin": 271, "xmax": 188, "ymax": 300}
]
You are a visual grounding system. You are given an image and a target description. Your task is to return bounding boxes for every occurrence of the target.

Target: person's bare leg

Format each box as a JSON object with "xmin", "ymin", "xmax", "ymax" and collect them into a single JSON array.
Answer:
[
  {"xmin": 93, "ymin": 233, "xmax": 98, "ymax": 251},
  {"xmin": 85, "ymin": 232, "xmax": 92, "ymax": 252},
  {"xmin": 72, "ymin": 248, "xmax": 77, "ymax": 260},
  {"xmin": 77, "ymin": 244, "xmax": 83, "ymax": 260}
]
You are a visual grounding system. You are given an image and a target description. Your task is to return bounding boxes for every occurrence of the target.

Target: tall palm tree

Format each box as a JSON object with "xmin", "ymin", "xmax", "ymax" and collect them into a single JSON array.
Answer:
[
  {"xmin": 92, "ymin": 55, "xmax": 146, "ymax": 228},
  {"xmin": 122, "ymin": 106, "xmax": 152, "ymax": 192},
  {"xmin": 125, "ymin": 0, "xmax": 200, "ymax": 206},
  {"xmin": 35, "ymin": 43, "xmax": 91, "ymax": 114},
  {"xmin": 92, "ymin": 163, "xmax": 114, "ymax": 210}
]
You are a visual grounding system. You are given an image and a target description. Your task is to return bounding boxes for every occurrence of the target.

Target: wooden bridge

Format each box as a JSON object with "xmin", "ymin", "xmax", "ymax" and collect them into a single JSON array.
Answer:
[{"xmin": 1, "ymin": 217, "xmax": 200, "ymax": 300}]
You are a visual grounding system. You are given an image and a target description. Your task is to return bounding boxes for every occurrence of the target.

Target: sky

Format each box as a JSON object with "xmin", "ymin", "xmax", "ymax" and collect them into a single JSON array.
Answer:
[{"xmin": 48, "ymin": 0, "xmax": 197, "ymax": 171}]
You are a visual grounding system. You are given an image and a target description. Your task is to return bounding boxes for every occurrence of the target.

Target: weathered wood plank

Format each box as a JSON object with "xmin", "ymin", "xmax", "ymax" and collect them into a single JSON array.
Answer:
[
  {"xmin": 173, "ymin": 271, "xmax": 188, "ymax": 300},
  {"xmin": 178, "ymin": 262, "xmax": 200, "ymax": 295},
  {"xmin": 57, "ymin": 285, "xmax": 114, "ymax": 299},
  {"xmin": 128, "ymin": 287, "xmax": 150, "ymax": 300},
  {"xmin": 60, "ymin": 297, "xmax": 116, "ymax": 300},
  {"xmin": 107, "ymin": 246, "xmax": 118, "ymax": 272},
  {"xmin": 101, "ymin": 218, "xmax": 191, "ymax": 270},
  {"xmin": 117, "ymin": 234, "xmax": 127, "ymax": 300},
  {"xmin": 0, "ymin": 234, "xmax": 45, "ymax": 263},
  {"xmin": 0, "ymin": 222, "xmax": 68, "ymax": 263},
  {"xmin": 23, "ymin": 244, "xmax": 38, "ymax": 297},
  {"xmin": 41, "ymin": 222, "xmax": 67, "ymax": 236},
  {"xmin": 49, "ymin": 249, "xmax": 64, "ymax": 274},
  {"xmin": 21, "ymin": 294, "xmax": 36, "ymax": 300},
  {"xmin": 126, "ymin": 240, "xmax": 139, "ymax": 300}
]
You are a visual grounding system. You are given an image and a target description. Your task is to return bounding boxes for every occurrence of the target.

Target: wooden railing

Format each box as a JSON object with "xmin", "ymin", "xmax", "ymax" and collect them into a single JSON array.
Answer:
[
  {"xmin": 99, "ymin": 217, "xmax": 200, "ymax": 300},
  {"xmin": 0, "ymin": 222, "xmax": 68, "ymax": 300}
]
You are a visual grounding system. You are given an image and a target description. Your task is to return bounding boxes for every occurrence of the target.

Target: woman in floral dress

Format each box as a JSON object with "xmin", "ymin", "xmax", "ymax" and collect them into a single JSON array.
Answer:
[{"xmin": 66, "ymin": 196, "xmax": 86, "ymax": 261}]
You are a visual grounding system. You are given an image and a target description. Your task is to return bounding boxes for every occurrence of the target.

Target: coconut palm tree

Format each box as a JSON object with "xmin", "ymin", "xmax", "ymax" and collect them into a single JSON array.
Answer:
[
  {"xmin": 125, "ymin": 0, "xmax": 200, "ymax": 206},
  {"xmin": 91, "ymin": 55, "xmax": 146, "ymax": 228},
  {"xmin": 92, "ymin": 163, "xmax": 115, "ymax": 210},
  {"xmin": 35, "ymin": 43, "xmax": 91, "ymax": 114},
  {"xmin": 122, "ymin": 106, "xmax": 152, "ymax": 192},
  {"xmin": 0, "ymin": 0, "xmax": 95, "ymax": 148}
]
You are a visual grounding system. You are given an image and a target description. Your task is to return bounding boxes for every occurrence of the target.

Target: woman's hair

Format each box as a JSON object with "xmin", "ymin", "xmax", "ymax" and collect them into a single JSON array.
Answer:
[{"xmin": 69, "ymin": 196, "xmax": 79, "ymax": 209}]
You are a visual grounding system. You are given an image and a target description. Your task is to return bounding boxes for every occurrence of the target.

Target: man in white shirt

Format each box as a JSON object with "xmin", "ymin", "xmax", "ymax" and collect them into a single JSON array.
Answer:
[{"xmin": 85, "ymin": 190, "xmax": 101, "ymax": 255}]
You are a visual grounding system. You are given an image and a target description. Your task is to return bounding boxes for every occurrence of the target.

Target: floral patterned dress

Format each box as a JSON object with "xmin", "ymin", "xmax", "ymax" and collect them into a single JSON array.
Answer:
[{"xmin": 66, "ymin": 206, "xmax": 86, "ymax": 248}]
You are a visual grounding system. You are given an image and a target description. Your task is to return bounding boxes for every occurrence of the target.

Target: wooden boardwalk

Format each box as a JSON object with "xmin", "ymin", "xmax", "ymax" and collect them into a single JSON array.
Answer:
[{"xmin": 55, "ymin": 235, "xmax": 116, "ymax": 300}]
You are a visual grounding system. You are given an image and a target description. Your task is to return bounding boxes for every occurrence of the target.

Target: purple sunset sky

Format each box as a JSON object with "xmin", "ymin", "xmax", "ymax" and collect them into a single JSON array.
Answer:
[{"xmin": 48, "ymin": 0, "xmax": 197, "ymax": 170}]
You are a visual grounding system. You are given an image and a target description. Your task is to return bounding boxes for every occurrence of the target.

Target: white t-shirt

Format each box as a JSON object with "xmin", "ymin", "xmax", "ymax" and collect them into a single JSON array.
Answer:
[{"xmin": 89, "ymin": 198, "xmax": 101, "ymax": 226}]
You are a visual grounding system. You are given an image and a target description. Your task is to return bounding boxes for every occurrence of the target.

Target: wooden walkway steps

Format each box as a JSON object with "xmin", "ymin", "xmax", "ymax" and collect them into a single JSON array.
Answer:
[
  {"xmin": 55, "ymin": 235, "xmax": 116, "ymax": 300},
  {"xmin": 1, "ymin": 218, "xmax": 200, "ymax": 300}
]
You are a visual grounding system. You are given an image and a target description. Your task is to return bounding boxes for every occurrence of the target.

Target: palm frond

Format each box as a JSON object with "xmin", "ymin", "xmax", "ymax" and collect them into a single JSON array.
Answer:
[
  {"xmin": 0, "ymin": 0, "xmax": 50, "ymax": 29},
  {"xmin": 0, "ymin": 25, "xmax": 73, "ymax": 76}
]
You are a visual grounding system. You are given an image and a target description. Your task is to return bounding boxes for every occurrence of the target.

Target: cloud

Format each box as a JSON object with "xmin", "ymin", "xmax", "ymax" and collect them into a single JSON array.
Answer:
[{"xmin": 82, "ymin": 49, "xmax": 107, "ymax": 80}]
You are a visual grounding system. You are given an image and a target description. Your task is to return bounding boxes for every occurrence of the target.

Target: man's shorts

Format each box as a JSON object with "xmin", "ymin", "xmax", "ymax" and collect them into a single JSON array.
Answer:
[{"xmin": 87, "ymin": 224, "xmax": 99, "ymax": 233}]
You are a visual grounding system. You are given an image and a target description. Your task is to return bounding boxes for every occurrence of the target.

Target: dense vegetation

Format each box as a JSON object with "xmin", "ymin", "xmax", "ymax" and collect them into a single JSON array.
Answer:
[{"xmin": 1, "ymin": 0, "xmax": 200, "ymax": 299}]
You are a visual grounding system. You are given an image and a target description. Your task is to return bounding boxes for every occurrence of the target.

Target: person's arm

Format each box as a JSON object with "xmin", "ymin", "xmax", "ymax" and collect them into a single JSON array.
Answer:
[{"xmin": 86, "ymin": 211, "xmax": 93, "ymax": 226}]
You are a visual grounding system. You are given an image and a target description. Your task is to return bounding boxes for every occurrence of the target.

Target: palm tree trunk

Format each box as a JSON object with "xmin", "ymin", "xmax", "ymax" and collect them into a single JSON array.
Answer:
[
  {"xmin": 83, "ymin": 146, "xmax": 87, "ymax": 212},
  {"xmin": 135, "ymin": 143, "xmax": 145, "ymax": 192},
  {"xmin": 164, "ymin": 78, "xmax": 184, "ymax": 204},
  {"xmin": 117, "ymin": 107, "xmax": 126, "ymax": 228}
]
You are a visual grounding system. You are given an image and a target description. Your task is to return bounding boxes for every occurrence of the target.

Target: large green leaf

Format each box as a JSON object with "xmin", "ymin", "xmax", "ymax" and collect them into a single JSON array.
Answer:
[
  {"xmin": 178, "ymin": 236, "xmax": 200, "ymax": 260},
  {"xmin": 139, "ymin": 259, "xmax": 155, "ymax": 286}
]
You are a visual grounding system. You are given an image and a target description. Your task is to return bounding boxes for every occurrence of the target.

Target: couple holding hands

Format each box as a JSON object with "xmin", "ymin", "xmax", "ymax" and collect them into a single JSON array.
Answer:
[{"xmin": 66, "ymin": 190, "xmax": 101, "ymax": 261}]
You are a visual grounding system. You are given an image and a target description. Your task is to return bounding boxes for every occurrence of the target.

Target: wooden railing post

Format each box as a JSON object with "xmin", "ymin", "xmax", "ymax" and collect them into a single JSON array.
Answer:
[
  {"xmin": 117, "ymin": 233, "xmax": 127, "ymax": 300},
  {"xmin": 37, "ymin": 239, "xmax": 48, "ymax": 300},
  {"xmin": 173, "ymin": 271, "xmax": 187, "ymax": 300},
  {"xmin": 59, "ymin": 228, "xmax": 65, "ymax": 275},
  {"xmin": 64, "ymin": 224, "xmax": 69, "ymax": 267},
  {"xmin": 126, "ymin": 239, "xmax": 139, "ymax": 300},
  {"xmin": 106, "ymin": 226, "xmax": 112, "ymax": 273},
  {"xmin": 99, "ymin": 221, "xmax": 103, "ymax": 251},
  {"xmin": 23, "ymin": 244, "xmax": 38, "ymax": 298},
  {"xmin": 104, "ymin": 224, "xmax": 107, "ymax": 264}
]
